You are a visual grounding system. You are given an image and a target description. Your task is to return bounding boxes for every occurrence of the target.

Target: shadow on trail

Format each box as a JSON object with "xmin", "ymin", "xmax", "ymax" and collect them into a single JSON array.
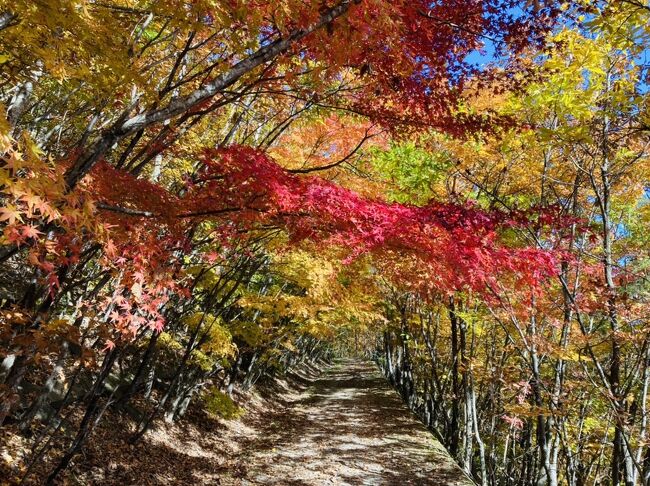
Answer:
[{"xmin": 239, "ymin": 359, "xmax": 474, "ymax": 486}]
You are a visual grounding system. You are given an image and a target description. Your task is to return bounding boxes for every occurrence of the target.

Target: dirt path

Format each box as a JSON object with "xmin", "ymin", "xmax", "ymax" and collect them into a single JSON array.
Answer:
[
  {"xmin": 7, "ymin": 359, "xmax": 474, "ymax": 484},
  {"xmin": 231, "ymin": 359, "xmax": 474, "ymax": 486}
]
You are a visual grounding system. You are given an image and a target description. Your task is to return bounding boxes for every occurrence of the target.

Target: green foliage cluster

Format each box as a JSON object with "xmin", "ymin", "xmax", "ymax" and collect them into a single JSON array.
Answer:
[
  {"xmin": 201, "ymin": 387, "xmax": 244, "ymax": 420},
  {"xmin": 370, "ymin": 139, "xmax": 452, "ymax": 205}
]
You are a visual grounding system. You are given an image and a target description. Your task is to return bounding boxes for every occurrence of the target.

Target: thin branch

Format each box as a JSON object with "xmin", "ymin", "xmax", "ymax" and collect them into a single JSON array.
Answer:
[
  {"xmin": 96, "ymin": 202, "xmax": 155, "ymax": 218},
  {"xmin": 64, "ymin": 0, "xmax": 360, "ymax": 189},
  {"xmin": 0, "ymin": 11, "xmax": 17, "ymax": 31},
  {"xmin": 288, "ymin": 128, "xmax": 378, "ymax": 174}
]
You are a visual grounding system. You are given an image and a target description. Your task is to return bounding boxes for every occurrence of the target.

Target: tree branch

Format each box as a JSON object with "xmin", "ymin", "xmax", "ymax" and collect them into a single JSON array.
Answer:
[
  {"xmin": 64, "ymin": 0, "xmax": 359, "ymax": 190},
  {"xmin": 288, "ymin": 128, "xmax": 378, "ymax": 174},
  {"xmin": 96, "ymin": 202, "xmax": 155, "ymax": 218},
  {"xmin": 0, "ymin": 11, "xmax": 17, "ymax": 31}
]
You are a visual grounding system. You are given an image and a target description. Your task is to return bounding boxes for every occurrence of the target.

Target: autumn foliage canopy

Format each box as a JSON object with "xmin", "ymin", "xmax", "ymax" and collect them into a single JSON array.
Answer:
[{"xmin": 1, "ymin": 0, "xmax": 649, "ymax": 485}]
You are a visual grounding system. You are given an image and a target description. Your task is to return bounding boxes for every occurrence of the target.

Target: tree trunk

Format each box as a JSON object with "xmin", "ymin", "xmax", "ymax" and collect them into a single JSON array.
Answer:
[{"xmin": 45, "ymin": 347, "xmax": 119, "ymax": 485}]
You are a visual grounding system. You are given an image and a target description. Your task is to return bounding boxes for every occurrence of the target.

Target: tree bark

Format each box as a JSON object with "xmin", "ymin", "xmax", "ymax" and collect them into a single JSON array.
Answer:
[{"xmin": 63, "ymin": 0, "xmax": 359, "ymax": 189}]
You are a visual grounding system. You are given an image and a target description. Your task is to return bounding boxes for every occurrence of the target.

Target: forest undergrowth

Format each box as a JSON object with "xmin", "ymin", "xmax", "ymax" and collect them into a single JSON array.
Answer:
[{"xmin": 2, "ymin": 358, "xmax": 328, "ymax": 485}]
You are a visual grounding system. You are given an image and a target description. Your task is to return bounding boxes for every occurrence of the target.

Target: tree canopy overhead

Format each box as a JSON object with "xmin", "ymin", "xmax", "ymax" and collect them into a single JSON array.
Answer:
[{"xmin": 1, "ymin": 1, "xmax": 650, "ymax": 485}]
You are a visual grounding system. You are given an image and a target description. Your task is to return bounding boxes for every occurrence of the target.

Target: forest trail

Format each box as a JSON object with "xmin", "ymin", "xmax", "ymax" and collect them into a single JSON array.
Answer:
[{"xmin": 230, "ymin": 359, "xmax": 474, "ymax": 486}]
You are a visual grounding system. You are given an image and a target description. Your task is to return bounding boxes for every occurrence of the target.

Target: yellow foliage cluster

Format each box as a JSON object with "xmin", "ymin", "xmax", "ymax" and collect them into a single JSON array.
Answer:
[{"xmin": 201, "ymin": 386, "xmax": 244, "ymax": 419}]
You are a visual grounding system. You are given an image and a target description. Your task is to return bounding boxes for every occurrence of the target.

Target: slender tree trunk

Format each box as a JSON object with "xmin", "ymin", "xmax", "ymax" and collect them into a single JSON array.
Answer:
[
  {"xmin": 118, "ymin": 330, "xmax": 160, "ymax": 406},
  {"xmin": 450, "ymin": 298, "xmax": 461, "ymax": 458},
  {"xmin": 45, "ymin": 347, "xmax": 119, "ymax": 485},
  {"xmin": 62, "ymin": 0, "xmax": 359, "ymax": 190},
  {"xmin": 19, "ymin": 342, "xmax": 69, "ymax": 431}
]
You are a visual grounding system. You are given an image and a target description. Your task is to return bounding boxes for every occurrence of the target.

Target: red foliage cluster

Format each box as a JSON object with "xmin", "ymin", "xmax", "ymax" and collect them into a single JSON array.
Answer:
[
  {"xmin": 298, "ymin": 0, "xmax": 558, "ymax": 131},
  {"xmin": 74, "ymin": 145, "xmax": 559, "ymax": 337},
  {"xmin": 219, "ymin": 0, "xmax": 560, "ymax": 133},
  {"xmin": 187, "ymin": 146, "xmax": 558, "ymax": 293}
]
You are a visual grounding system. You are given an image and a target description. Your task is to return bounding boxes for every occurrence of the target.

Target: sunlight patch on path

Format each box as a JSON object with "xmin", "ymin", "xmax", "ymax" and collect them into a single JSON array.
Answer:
[{"xmin": 234, "ymin": 359, "xmax": 475, "ymax": 486}]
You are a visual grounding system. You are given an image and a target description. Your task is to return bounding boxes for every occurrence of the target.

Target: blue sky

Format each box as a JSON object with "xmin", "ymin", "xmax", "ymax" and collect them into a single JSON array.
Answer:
[{"xmin": 465, "ymin": 44, "xmax": 497, "ymax": 69}]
